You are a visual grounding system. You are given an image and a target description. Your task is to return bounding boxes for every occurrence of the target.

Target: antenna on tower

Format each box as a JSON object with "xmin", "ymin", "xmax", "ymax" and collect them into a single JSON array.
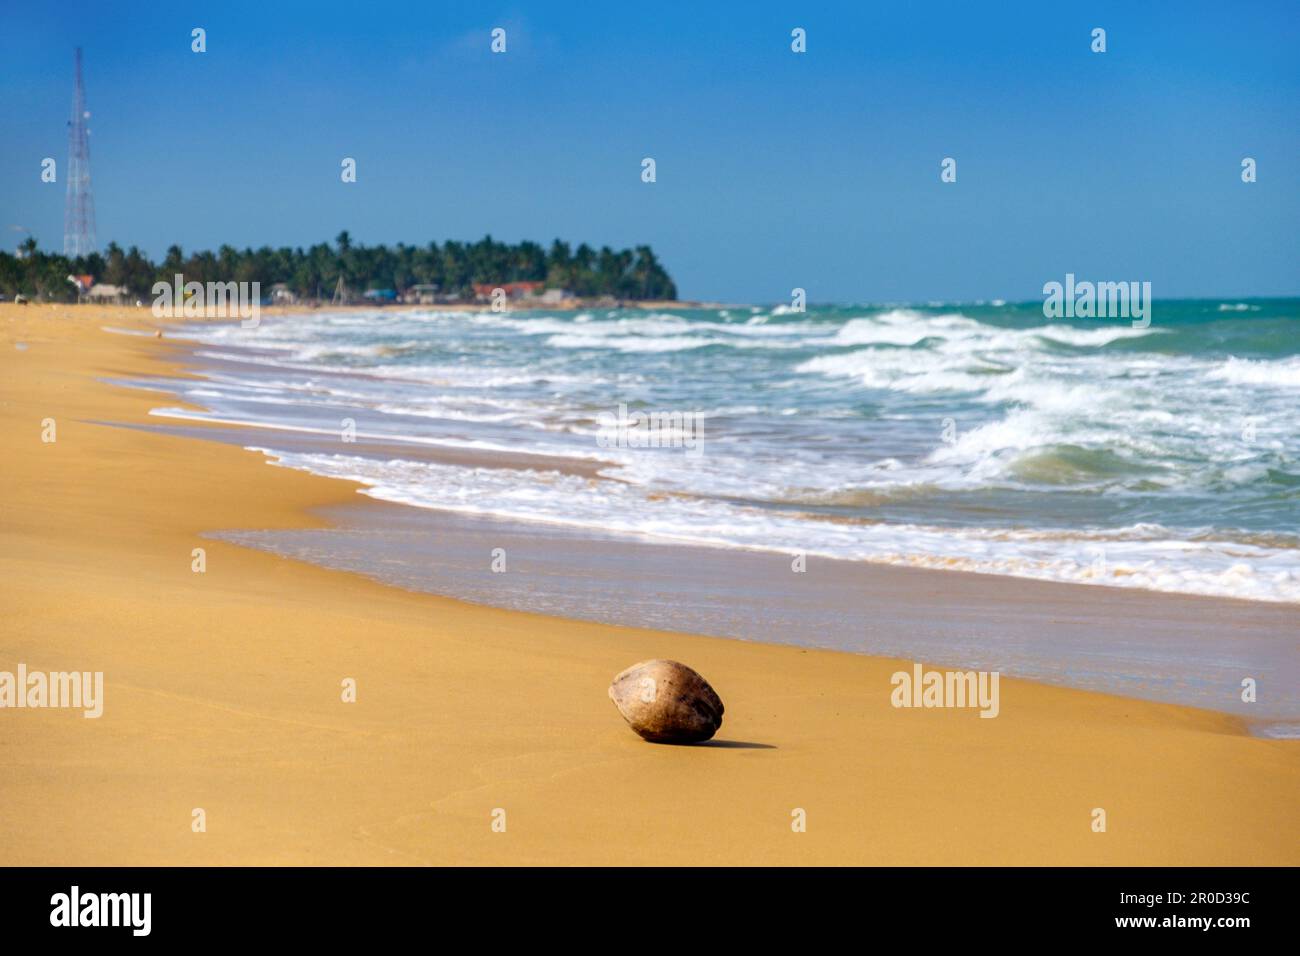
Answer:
[{"xmin": 64, "ymin": 47, "xmax": 97, "ymax": 257}]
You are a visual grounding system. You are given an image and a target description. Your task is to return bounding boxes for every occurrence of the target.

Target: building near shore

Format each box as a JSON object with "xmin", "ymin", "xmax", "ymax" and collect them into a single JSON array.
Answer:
[
  {"xmin": 84, "ymin": 283, "xmax": 128, "ymax": 304},
  {"xmin": 405, "ymin": 284, "xmax": 440, "ymax": 304},
  {"xmin": 472, "ymin": 281, "xmax": 544, "ymax": 302},
  {"xmin": 268, "ymin": 283, "xmax": 297, "ymax": 305}
]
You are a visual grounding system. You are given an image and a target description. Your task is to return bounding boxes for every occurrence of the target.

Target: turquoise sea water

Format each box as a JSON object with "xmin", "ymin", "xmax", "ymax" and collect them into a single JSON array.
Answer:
[{"xmin": 160, "ymin": 298, "xmax": 1300, "ymax": 603}]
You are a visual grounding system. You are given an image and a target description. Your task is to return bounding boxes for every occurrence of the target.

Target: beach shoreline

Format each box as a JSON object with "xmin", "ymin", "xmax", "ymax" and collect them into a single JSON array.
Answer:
[
  {"xmin": 150, "ymin": 299, "xmax": 1300, "ymax": 606},
  {"xmin": 2, "ymin": 302, "xmax": 1297, "ymax": 866},
  {"xmin": 114, "ymin": 417, "xmax": 1299, "ymax": 727}
]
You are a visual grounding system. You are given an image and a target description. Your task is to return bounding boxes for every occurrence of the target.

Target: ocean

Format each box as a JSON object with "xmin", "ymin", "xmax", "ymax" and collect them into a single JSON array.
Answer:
[{"xmin": 153, "ymin": 299, "xmax": 1300, "ymax": 605}]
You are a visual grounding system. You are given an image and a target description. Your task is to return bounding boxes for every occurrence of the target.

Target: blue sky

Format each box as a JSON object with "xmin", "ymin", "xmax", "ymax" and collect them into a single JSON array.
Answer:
[{"xmin": 2, "ymin": 0, "xmax": 1297, "ymax": 302}]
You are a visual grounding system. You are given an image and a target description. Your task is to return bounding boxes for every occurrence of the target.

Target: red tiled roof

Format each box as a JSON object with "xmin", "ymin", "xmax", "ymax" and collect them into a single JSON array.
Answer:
[{"xmin": 472, "ymin": 281, "xmax": 544, "ymax": 297}]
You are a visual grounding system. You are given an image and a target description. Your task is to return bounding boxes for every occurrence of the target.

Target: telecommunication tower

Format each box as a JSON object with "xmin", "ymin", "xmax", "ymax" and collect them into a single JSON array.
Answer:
[{"xmin": 63, "ymin": 47, "xmax": 97, "ymax": 257}]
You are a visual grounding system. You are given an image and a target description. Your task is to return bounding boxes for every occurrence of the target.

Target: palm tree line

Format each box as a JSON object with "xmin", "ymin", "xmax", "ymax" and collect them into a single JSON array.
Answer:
[{"xmin": 0, "ymin": 231, "xmax": 678, "ymax": 302}]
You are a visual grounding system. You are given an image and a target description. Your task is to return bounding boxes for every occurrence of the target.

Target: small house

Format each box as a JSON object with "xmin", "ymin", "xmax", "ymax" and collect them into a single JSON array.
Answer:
[
  {"xmin": 406, "ymin": 284, "xmax": 441, "ymax": 304},
  {"xmin": 85, "ymin": 283, "xmax": 130, "ymax": 304}
]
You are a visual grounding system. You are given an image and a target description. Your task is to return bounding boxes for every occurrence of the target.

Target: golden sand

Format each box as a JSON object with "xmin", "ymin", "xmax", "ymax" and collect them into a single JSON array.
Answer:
[{"xmin": 1, "ymin": 302, "xmax": 1296, "ymax": 865}]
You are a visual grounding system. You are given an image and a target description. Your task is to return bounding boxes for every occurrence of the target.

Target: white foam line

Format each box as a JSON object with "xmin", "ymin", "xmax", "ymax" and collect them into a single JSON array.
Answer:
[{"xmin": 148, "ymin": 406, "xmax": 608, "ymax": 462}]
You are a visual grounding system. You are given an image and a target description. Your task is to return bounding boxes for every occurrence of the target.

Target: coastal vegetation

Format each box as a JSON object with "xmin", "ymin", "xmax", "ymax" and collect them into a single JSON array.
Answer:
[{"xmin": 0, "ymin": 231, "xmax": 678, "ymax": 302}]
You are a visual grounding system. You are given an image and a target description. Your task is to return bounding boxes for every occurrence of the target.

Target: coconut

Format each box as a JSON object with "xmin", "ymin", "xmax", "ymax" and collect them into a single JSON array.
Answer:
[{"xmin": 608, "ymin": 659, "xmax": 724, "ymax": 743}]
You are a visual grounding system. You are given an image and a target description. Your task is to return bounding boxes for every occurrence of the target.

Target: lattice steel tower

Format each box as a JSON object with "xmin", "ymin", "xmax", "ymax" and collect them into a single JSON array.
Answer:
[{"xmin": 63, "ymin": 47, "xmax": 97, "ymax": 257}]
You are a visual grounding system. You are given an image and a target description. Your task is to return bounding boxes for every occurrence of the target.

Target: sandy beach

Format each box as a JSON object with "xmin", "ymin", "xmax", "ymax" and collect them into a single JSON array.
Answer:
[{"xmin": 1, "ymin": 302, "xmax": 1296, "ymax": 866}]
